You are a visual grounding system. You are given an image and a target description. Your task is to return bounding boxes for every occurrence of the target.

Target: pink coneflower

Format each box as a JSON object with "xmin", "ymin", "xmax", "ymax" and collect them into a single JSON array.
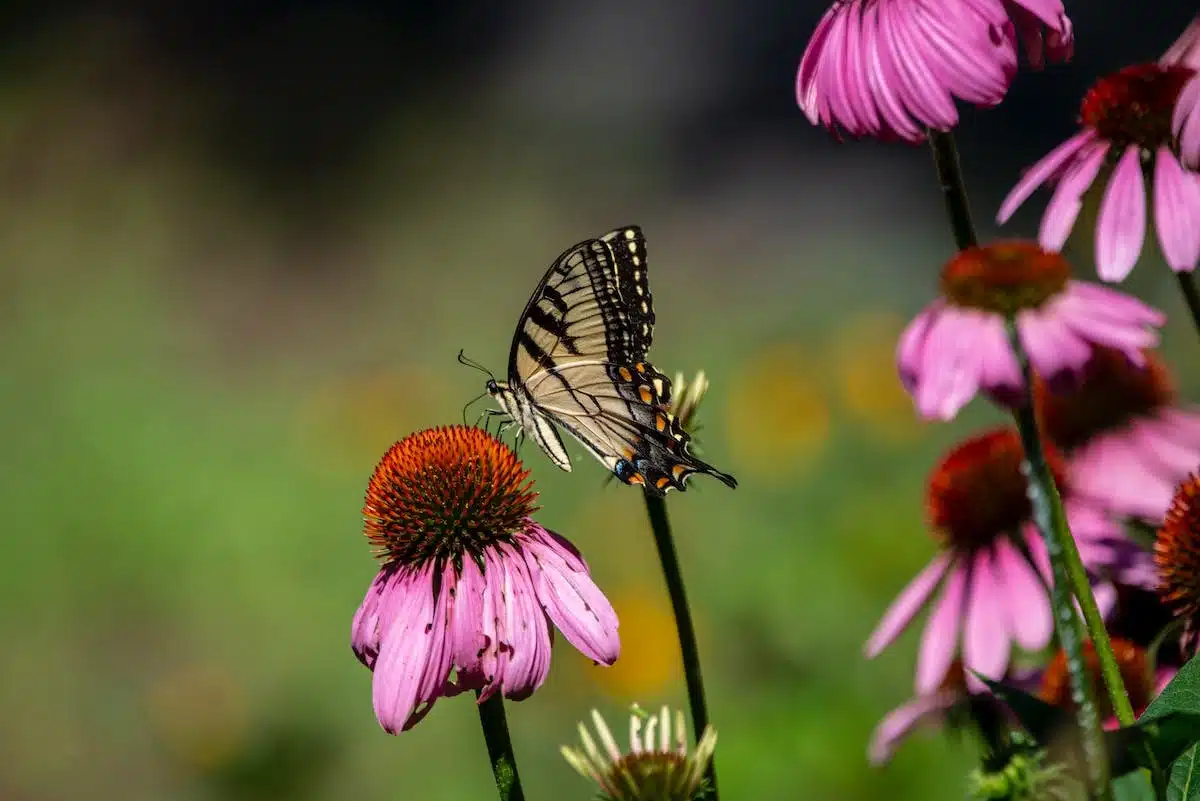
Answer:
[
  {"xmin": 869, "ymin": 661, "xmax": 969, "ymax": 766},
  {"xmin": 998, "ymin": 22, "xmax": 1200, "ymax": 280},
  {"xmin": 898, "ymin": 241, "xmax": 1163, "ymax": 421},
  {"xmin": 796, "ymin": 0, "xmax": 1072, "ymax": 143},
  {"xmin": 1036, "ymin": 347, "xmax": 1200, "ymax": 524},
  {"xmin": 351, "ymin": 426, "xmax": 619, "ymax": 733},
  {"xmin": 864, "ymin": 428, "xmax": 1145, "ymax": 694}
]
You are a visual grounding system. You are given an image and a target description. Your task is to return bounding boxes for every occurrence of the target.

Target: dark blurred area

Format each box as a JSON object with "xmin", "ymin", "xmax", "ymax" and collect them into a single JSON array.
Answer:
[{"xmin": 2, "ymin": 2, "xmax": 1196, "ymax": 800}]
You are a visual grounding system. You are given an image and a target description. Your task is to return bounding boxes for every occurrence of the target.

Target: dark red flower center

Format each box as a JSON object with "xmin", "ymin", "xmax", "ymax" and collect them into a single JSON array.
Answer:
[
  {"xmin": 1156, "ymin": 475, "xmax": 1200, "ymax": 655},
  {"xmin": 362, "ymin": 425, "xmax": 538, "ymax": 566},
  {"xmin": 1036, "ymin": 347, "xmax": 1174, "ymax": 451},
  {"xmin": 940, "ymin": 242, "xmax": 1071, "ymax": 315},
  {"xmin": 926, "ymin": 428, "xmax": 1066, "ymax": 552},
  {"xmin": 1080, "ymin": 64, "xmax": 1196, "ymax": 152},
  {"xmin": 1040, "ymin": 638, "xmax": 1154, "ymax": 718}
]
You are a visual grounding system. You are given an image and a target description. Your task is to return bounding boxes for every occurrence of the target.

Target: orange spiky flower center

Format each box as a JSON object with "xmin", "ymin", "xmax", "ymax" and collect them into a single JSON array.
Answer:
[
  {"xmin": 362, "ymin": 426, "xmax": 538, "ymax": 567},
  {"xmin": 1081, "ymin": 64, "xmax": 1196, "ymax": 152},
  {"xmin": 1156, "ymin": 475, "xmax": 1200, "ymax": 655},
  {"xmin": 940, "ymin": 241, "xmax": 1071, "ymax": 315},
  {"xmin": 926, "ymin": 429, "xmax": 1066, "ymax": 552},
  {"xmin": 1036, "ymin": 347, "xmax": 1173, "ymax": 451},
  {"xmin": 1040, "ymin": 638, "xmax": 1153, "ymax": 718}
]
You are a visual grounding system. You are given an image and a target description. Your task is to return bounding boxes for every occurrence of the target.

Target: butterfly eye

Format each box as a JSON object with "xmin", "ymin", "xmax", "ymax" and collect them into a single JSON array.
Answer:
[{"xmin": 486, "ymin": 379, "xmax": 499, "ymax": 394}]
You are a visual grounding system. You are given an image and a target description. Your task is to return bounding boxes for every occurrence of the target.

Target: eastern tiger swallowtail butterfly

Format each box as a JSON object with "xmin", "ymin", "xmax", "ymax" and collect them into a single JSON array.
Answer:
[{"xmin": 483, "ymin": 225, "xmax": 737, "ymax": 496}]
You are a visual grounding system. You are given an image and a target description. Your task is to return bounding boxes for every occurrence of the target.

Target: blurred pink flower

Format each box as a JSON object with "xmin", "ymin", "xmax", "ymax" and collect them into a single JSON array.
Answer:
[
  {"xmin": 1037, "ymin": 347, "xmax": 1200, "ymax": 524},
  {"xmin": 998, "ymin": 20, "xmax": 1200, "ymax": 279},
  {"xmin": 796, "ymin": 0, "xmax": 1071, "ymax": 143},
  {"xmin": 864, "ymin": 428, "xmax": 1146, "ymax": 694},
  {"xmin": 898, "ymin": 241, "xmax": 1163, "ymax": 421},
  {"xmin": 352, "ymin": 426, "xmax": 619, "ymax": 733}
]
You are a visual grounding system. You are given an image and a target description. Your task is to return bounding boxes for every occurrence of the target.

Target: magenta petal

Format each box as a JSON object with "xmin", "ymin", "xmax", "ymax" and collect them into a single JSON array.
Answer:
[
  {"xmin": 897, "ymin": 303, "xmax": 940, "ymax": 392},
  {"xmin": 371, "ymin": 566, "xmax": 447, "ymax": 733},
  {"xmin": 1175, "ymin": 74, "xmax": 1200, "ymax": 169},
  {"xmin": 864, "ymin": 552, "xmax": 951, "ymax": 658},
  {"xmin": 1038, "ymin": 139, "xmax": 1108, "ymax": 251},
  {"xmin": 352, "ymin": 570, "xmax": 389, "ymax": 669},
  {"xmin": 1095, "ymin": 147, "xmax": 1148, "ymax": 282},
  {"xmin": 448, "ymin": 557, "xmax": 487, "ymax": 680},
  {"xmin": 498, "ymin": 553, "xmax": 553, "ymax": 701},
  {"xmin": 915, "ymin": 308, "xmax": 988, "ymax": 420},
  {"xmin": 916, "ymin": 561, "xmax": 966, "ymax": 694},
  {"xmin": 1153, "ymin": 149, "xmax": 1200, "ymax": 272},
  {"xmin": 995, "ymin": 540, "xmax": 1052, "ymax": 651},
  {"xmin": 998, "ymin": 130, "xmax": 1096, "ymax": 224},
  {"xmin": 523, "ymin": 534, "xmax": 619, "ymax": 665},
  {"xmin": 477, "ymin": 548, "xmax": 508, "ymax": 701},
  {"xmin": 868, "ymin": 690, "xmax": 959, "ymax": 766},
  {"xmin": 963, "ymin": 549, "xmax": 1011, "ymax": 686}
]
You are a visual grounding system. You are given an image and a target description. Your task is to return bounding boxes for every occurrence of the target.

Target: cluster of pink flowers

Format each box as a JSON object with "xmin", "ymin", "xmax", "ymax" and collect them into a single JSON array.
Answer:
[{"xmin": 796, "ymin": 3, "xmax": 1200, "ymax": 767}]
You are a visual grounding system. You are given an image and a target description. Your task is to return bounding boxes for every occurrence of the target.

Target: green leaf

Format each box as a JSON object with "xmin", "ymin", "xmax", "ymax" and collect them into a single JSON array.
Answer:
[
  {"xmin": 1113, "ymin": 772, "xmax": 1157, "ymax": 801},
  {"xmin": 1143, "ymin": 654, "xmax": 1200, "ymax": 724},
  {"xmin": 1169, "ymin": 745, "xmax": 1200, "ymax": 801}
]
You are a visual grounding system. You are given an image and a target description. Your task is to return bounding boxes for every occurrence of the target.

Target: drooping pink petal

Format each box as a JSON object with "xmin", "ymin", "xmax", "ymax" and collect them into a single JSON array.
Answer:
[
  {"xmin": 1052, "ymin": 286, "xmax": 1163, "ymax": 358},
  {"xmin": 862, "ymin": 2, "xmax": 922, "ymax": 142},
  {"xmin": 1175, "ymin": 74, "xmax": 1200, "ymax": 170},
  {"xmin": 915, "ymin": 561, "xmax": 967, "ymax": 695},
  {"xmin": 975, "ymin": 313, "xmax": 1024, "ymax": 401},
  {"xmin": 352, "ymin": 569, "xmax": 391, "ymax": 669},
  {"xmin": 1017, "ymin": 304, "xmax": 1093, "ymax": 383},
  {"xmin": 998, "ymin": 130, "xmax": 1096, "ymax": 223},
  {"xmin": 994, "ymin": 539, "xmax": 1052, "ymax": 651},
  {"xmin": 962, "ymin": 550, "xmax": 1011, "ymax": 687},
  {"xmin": 476, "ymin": 548, "xmax": 508, "ymax": 702},
  {"xmin": 868, "ymin": 690, "xmax": 961, "ymax": 766},
  {"xmin": 796, "ymin": 5, "xmax": 841, "ymax": 123},
  {"xmin": 447, "ymin": 556, "xmax": 488, "ymax": 687},
  {"xmin": 1161, "ymin": 14, "xmax": 1200, "ymax": 68},
  {"xmin": 371, "ymin": 565, "xmax": 452, "ymax": 733},
  {"xmin": 897, "ymin": 303, "xmax": 940, "ymax": 392},
  {"xmin": 523, "ymin": 532, "xmax": 619, "ymax": 665},
  {"xmin": 865, "ymin": 552, "xmax": 952, "ymax": 658},
  {"xmin": 1038, "ymin": 139, "xmax": 1109, "ymax": 251},
  {"xmin": 915, "ymin": 307, "xmax": 988, "ymax": 420},
  {"xmin": 1095, "ymin": 146, "xmax": 1148, "ymax": 282},
  {"xmin": 498, "ymin": 552, "xmax": 553, "ymax": 701},
  {"xmin": 1153, "ymin": 149, "xmax": 1200, "ymax": 272}
]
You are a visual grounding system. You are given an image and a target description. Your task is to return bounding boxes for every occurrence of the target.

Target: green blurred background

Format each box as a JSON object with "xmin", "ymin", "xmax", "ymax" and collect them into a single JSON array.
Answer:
[{"xmin": 2, "ymin": 3, "xmax": 1197, "ymax": 800}]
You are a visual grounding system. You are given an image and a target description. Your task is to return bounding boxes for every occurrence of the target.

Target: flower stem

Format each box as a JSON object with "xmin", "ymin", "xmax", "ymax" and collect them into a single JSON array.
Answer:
[
  {"xmin": 925, "ymin": 129, "xmax": 1121, "ymax": 799},
  {"xmin": 1175, "ymin": 271, "xmax": 1200, "ymax": 341},
  {"xmin": 643, "ymin": 492, "xmax": 719, "ymax": 799},
  {"xmin": 475, "ymin": 691, "xmax": 526, "ymax": 801},
  {"xmin": 928, "ymin": 131, "xmax": 978, "ymax": 251},
  {"xmin": 1005, "ymin": 319, "xmax": 1117, "ymax": 800}
]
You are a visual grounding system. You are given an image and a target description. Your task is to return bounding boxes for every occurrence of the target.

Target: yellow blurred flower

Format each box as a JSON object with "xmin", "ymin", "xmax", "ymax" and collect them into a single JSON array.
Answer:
[
  {"xmin": 145, "ymin": 663, "xmax": 249, "ymax": 773},
  {"xmin": 726, "ymin": 341, "xmax": 831, "ymax": 484},
  {"xmin": 590, "ymin": 587, "xmax": 686, "ymax": 699},
  {"xmin": 829, "ymin": 312, "xmax": 922, "ymax": 442},
  {"xmin": 293, "ymin": 367, "xmax": 451, "ymax": 476}
]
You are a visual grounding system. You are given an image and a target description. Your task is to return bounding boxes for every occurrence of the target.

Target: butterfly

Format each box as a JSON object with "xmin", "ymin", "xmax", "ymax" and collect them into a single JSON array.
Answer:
[{"xmin": 482, "ymin": 225, "xmax": 737, "ymax": 496}]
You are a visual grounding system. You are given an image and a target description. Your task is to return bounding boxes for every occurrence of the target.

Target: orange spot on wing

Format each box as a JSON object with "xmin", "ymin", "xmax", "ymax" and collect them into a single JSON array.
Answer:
[
  {"xmin": 618, "ymin": 366, "xmax": 633, "ymax": 382},
  {"xmin": 639, "ymin": 386, "xmax": 654, "ymax": 404},
  {"xmin": 655, "ymin": 476, "xmax": 671, "ymax": 490}
]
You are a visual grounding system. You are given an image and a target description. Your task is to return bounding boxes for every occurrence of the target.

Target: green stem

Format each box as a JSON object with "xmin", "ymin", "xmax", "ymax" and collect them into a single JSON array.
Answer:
[
  {"xmin": 1005, "ymin": 319, "xmax": 1115, "ymax": 800},
  {"xmin": 928, "ymin": 131, "xmax": 978, "ymax": 251},
  {"xmin": 643, "ymin": 492, "xmax": 718, "ymax": 799},
  {"xmin": 1175, "ymin": 271, "xmax": 1200, "ymax": 341},
  {"xmin": 476, "ymin": 691, "xmax": 526, "ymax": 801}
]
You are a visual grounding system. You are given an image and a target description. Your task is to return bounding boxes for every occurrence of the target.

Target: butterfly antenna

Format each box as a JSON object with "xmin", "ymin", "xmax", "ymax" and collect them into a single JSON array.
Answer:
[
  {"xmin": 457, "ymin": 349, "xmax": 496, "ymax": 381},
  {"xmin": 461, "ymin": 390, "xmax": 488, "ymax": 427}
]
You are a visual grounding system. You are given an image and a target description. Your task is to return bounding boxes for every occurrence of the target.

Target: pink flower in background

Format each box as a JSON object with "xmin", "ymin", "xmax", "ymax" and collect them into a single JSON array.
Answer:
[
  {"xmin": 1037, "ymin": 347, "xmax": 1200, "ymax": 524},
  {"xmin": 898, "ymin": 241, "xmax": 1163, "ymax": 421},
  {"xmin": 1169, "ymin": 16, "xmax": 1200, "ymax": 168},
  {"xmin": 998, "ymin": 20, "xmax": 1200, "ymax": 279},
  {"xmin": 351, "ymin": 426, "xmax": 619, "ymax": 733},
  {"xmin": 864, "ymin": 429, "xmax": 1146, "ymax": 694},
  {"xmin": 795, "ymin": 0, "xmax": 1072, "ymax": 143},
  {"xmin": 869, "ymin": 661, "xmax": 969, "ymax": 766}
]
